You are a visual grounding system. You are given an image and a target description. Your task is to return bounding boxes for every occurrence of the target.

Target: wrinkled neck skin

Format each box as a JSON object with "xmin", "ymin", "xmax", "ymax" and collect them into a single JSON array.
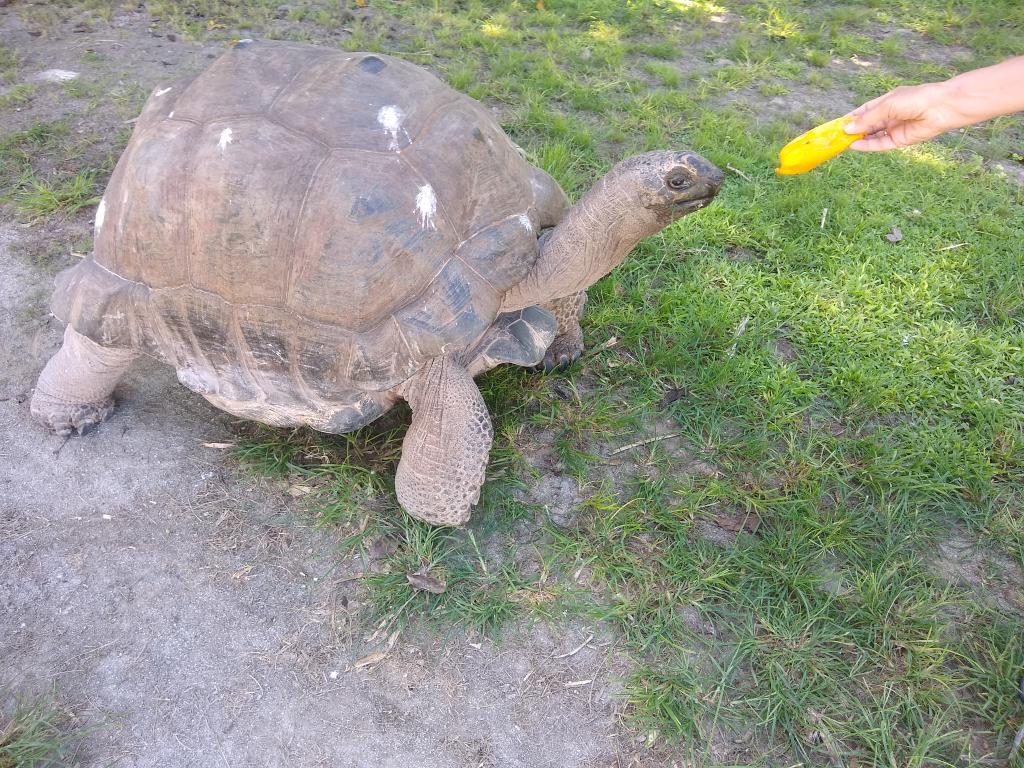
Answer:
[{"xmin": 501, "ymin": 165, "xmax": 665, "ymax": 312}]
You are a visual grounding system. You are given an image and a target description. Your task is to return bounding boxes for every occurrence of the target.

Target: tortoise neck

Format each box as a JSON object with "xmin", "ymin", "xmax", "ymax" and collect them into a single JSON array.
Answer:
[{"xmin": 501, "ymin": 164, "xmax": 661, "ymax": 311}]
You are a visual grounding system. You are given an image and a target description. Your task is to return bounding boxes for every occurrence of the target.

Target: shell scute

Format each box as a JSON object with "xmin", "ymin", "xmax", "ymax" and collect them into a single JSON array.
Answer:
[
  {"xmin": 286, "ymin": 151, "xmax": 457, "ymax": 332},
  {"xmin": 270, "ymin": 52, "xmax": 451, "ymax": 152},
  {"xmin": 171, "ymin": 41, "xmax": 325, "ymax": 122},
  {"xmin": 186, "ymin": 119, "xmax": 326, "ymax": 305},
  {"xmin": 394, "ymin": 260, "xmax": 503, "ymax": 360},
  {"xmin": 96, "ymin": 119, "xmax": 199, "ymax": 287},
  {"xmin": 454, "ymin": 214, "xmax": 539, "ymax": 295},
  {"xmin": 402, "ymin": 100, "xmax": 534, "ymax": 237}
]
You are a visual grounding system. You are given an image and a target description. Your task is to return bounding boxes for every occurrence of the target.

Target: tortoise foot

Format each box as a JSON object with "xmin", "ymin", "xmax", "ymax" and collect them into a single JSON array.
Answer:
[
  {"xmin": 30, "ymin": 392, "xmax": 115, "ymax": 436},
  {"xmin": 537, "ymin": 329, "xmax": 584, "ymax": 373}
]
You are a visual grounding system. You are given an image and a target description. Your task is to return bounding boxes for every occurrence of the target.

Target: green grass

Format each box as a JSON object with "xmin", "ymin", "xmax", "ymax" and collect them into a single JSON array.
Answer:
[
  {"xmin": 8, "ymin": 170, "xmax": 100, "ymax": 222},
  {"xmin": 6, "ymin": 0, "xmax": 1024, "ymax": 764},
  {"xmin": 0, "ymin": 698, "xmax": 84, "ymax": 768}
]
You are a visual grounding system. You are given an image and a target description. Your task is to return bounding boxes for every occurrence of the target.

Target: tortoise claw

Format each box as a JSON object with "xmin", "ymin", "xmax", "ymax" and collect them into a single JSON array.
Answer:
[
  {"xmin": 535, "ymin": 332, "xmax": 584, "ymax": 374},
  {"xmin": 542, "ymin": 352, "xmax": 577, "ymax": 373}
]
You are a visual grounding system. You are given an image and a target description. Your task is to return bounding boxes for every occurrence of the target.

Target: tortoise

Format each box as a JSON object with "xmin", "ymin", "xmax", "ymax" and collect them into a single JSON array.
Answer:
[{"xmin": 31, "ymin": 40, "xmax": 723, "ymax": 526}]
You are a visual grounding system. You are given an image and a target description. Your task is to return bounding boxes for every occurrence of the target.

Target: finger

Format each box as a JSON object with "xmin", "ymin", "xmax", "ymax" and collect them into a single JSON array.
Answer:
[
  {"xmin": 845, "ymin": 94, "xmax": 903, "ymax": 135},
  {"xmin": 848, "ymin": 93, "xmax": 885, "ymax": 120},
  {"xmin": 849, "ymin": 132, "xmax": 899, "ymax": 152}
]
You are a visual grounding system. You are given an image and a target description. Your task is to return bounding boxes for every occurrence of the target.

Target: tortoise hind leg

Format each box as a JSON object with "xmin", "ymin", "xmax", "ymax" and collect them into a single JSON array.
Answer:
[
  {"xmin": 395, "ymin": 357, "xmax": 492, "ymax": 526},
  {"xmin": 31, "ymin": 325, "xmax": 137, "ymax": 436}
]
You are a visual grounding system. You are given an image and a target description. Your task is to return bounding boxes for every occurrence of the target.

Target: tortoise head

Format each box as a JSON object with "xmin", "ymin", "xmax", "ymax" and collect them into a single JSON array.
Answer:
[
  {"xmin": 616, "ymin": 150, "xmax": 725, "ymax": 224},
  {"xmin": 499, "ymin": 148, "xmax": 725, "ymax": 312}
]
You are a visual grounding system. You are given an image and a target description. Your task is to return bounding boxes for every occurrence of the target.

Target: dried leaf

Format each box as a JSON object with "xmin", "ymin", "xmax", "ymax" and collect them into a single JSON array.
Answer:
[
  {"xmin": 368, "ymin": 536, "xmax": 399, "ymax": 560},
  {"xmin": 658, "ymin": 387, "xmax": 686, "ymax": 408},
  {"xmin": 884, "ymin": 227, "xmax": 903, "ymax": 243},
  {"xmin": 536, "ymin": 0, "xmax": 545, "ymax": 9},
  {"xmin": 354, "ymin": 0, "xmax": 367, "ymax": 6},
  {"xmin": 509, "ymin": 588, "xmax": 556, "ymax": 606},
  {"xmin": 406, "ymin": 568, "xmax": 447, "ymax": 594},
  {"xmin": 287, "ymin": 484, "xmax": 314, "ymax": 497},
  {"xmin": 714, "ymin": 509, "xmax": 761, "ymax": 534},
  {"xmin": 348, "ymin": 650, "xmax": 386, "ymax": 670},
  {"xmin": 202, "ymin": 442, "xmax": 234, "ymax": 449}
]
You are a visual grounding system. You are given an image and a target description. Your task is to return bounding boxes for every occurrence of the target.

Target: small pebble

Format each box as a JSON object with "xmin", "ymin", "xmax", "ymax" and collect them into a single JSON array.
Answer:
[{"xmin": 34, "ymin": 69, "xmax": 80, "ymax": 83}]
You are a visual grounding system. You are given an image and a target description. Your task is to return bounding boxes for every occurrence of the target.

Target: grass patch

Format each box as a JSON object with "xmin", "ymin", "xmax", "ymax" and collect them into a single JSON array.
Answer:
[
  {"xmin": 0, "ymin": 697, "xmax": 85, "ymax": 768},
  {"xmin": 8, "ymin": 170, "xmax": 100, "ymax": 222}
]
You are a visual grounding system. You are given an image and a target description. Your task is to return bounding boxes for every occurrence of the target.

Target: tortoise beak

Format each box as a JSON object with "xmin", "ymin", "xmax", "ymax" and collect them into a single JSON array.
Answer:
[{"xmin": 671, "ymin": 153, "xmax": 723, "ymax": 213}]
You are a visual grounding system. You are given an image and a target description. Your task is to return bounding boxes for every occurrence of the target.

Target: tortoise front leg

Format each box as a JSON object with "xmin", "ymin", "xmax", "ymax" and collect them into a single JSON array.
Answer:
[
  {"xmin": 395, "ymin": 357, "xmax": 493, "ymax": 526},
  {"xmin": 31, "ymin": 325, "xmax": 138, "ymax": 436},
  {"xmin": 539, "ymin": 292, "xmax": 587, "ymax": 372}
]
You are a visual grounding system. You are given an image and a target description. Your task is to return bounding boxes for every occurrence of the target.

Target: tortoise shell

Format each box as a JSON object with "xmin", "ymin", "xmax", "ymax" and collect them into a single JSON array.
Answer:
[{"xmin": 54, "ymin": 41, "xmax": 551, "ymax": 419}]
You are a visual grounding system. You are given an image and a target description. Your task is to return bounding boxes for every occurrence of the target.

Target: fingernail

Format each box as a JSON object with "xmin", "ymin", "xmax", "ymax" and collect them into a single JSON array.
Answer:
[{"xmin": 843, "ymin": 121, "xmax": 858, "ymax": 134}]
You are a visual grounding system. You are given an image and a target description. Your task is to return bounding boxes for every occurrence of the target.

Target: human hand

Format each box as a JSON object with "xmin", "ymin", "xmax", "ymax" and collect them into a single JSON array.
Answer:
[{"xmin": 843, "ymin": 82, "xmax": 964, "ymax": 152}]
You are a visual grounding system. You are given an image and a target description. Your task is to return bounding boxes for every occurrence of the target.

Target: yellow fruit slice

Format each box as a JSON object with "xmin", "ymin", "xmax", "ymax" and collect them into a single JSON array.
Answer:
[{"xmin": 775, "ymin": 116, "xmax": 864, "ymax": 175}]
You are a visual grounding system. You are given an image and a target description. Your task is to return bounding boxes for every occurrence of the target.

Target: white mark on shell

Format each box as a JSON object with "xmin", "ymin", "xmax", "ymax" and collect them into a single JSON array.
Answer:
[
  {"xmin": 518, "ymin": 213, "xmax": 533, "ymax": 231},
  {"xmin": 94, "ymin": 198, "xmax": 106, "ymax": 233},
  {"xmin": 415, "ymin": 184, "xmax": 437, "ymax": 230},
  {"xmin": 119, "ymin": 190, "xmax": 129, "ymax": 233},
  {"xmin": 155, "ymin": 86, "xmax": 173, "ymax": 96},
  {"xmin": 377, "ymin": 105, "xmax": 405, "ymax": 150},
  {"xmin": 168, "ymin": 111, "xmax": 175, "ymax": 118},
  {"xmin": 218, "ymin": 127, "xmax": 233, "ymax": 152}
]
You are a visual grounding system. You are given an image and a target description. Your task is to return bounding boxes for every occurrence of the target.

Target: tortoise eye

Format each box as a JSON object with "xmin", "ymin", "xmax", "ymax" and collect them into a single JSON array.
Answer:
[{"xmin": 667, "ymin": 173, "xmax": 691, "ymax": 191}]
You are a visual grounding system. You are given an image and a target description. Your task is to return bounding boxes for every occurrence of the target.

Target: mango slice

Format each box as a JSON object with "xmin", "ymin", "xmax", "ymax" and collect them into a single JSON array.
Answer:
[{"xmin": 775, "ymin": 116, "xmax": 864, "ymax": 175}]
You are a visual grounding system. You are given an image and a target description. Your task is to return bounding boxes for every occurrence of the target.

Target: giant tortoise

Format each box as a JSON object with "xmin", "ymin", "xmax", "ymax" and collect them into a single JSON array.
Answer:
[{"xmin": 31, "ymin": 40, "xmax": 723, "ymax": 525}]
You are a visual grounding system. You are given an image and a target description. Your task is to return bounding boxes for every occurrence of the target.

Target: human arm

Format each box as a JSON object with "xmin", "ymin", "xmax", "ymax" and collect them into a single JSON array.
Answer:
[{"xmin": 844, "ymin": 56, "xmax": 1024, "ymax": 152}]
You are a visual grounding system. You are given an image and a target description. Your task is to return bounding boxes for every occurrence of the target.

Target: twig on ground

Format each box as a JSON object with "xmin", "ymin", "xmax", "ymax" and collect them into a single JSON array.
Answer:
[
  {"xmin": 726, "ymin": 164, "xmax": 752, "ymax": 182},
  {"xmin": 726, "ymin": 315, "xmax": 751, "ymax": 357},
  {"xmin": 551, "ymin": 633, "xmax": 594, "ymax": 659},
  {"xmin": 609, "ymin": 433, "xmax": 681, "ymax": 456}
]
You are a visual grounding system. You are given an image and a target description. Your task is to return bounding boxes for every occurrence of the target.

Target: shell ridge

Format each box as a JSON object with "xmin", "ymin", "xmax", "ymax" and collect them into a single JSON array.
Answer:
[
  {"xmin": 392, "ymin": 316, "xmax": 417, "ymax": 360},
  {"xmin": 266, "ymin": 49, "xmax": 339, "ymax": 114},
  {"xmin": 284, "ymin": 153, "xmax": 331, "ymax": 303},
  {"xmin": 403, "ymin": 96, "xmax": 464, "ymax": 150},
  {"xmin": 451, "ymin": 254, "xmax": 499, "ymax": 295}
]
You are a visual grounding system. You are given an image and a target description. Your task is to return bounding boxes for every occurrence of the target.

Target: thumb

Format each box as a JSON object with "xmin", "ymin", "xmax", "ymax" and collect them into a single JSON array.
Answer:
[
  {"xmin": 845, "ymin": 107, "xmax": 879, "ymax": 136},
  {"xmin": 843, "ymin": 95, "xmax": 884, "ymax": 134}
]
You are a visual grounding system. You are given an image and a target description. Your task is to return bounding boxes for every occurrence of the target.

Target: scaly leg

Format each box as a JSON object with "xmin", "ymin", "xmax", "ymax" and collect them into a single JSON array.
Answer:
[
  {"xmin": 539, "ymin": 292, "xmax": 587, "ymax": 372},
  {"xmin": 31, "ymin": 325, "xmax": 138, "ymax": 436},
  {"xmin": 395, "ymin": 357, "xmax": 492, "ymax": 526}
]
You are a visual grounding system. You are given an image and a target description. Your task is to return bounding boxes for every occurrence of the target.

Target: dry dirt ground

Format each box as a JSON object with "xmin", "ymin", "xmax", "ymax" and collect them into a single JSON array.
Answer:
[{"xmin": 0, "ymin": 9, "xmax": 648, "ymax": 768}]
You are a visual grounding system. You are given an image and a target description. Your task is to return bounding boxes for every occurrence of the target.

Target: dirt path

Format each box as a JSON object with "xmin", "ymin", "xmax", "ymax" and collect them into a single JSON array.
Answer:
[{"xmin": 0, "ymin": 10, "xmax": 637, "ymax": 764}]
